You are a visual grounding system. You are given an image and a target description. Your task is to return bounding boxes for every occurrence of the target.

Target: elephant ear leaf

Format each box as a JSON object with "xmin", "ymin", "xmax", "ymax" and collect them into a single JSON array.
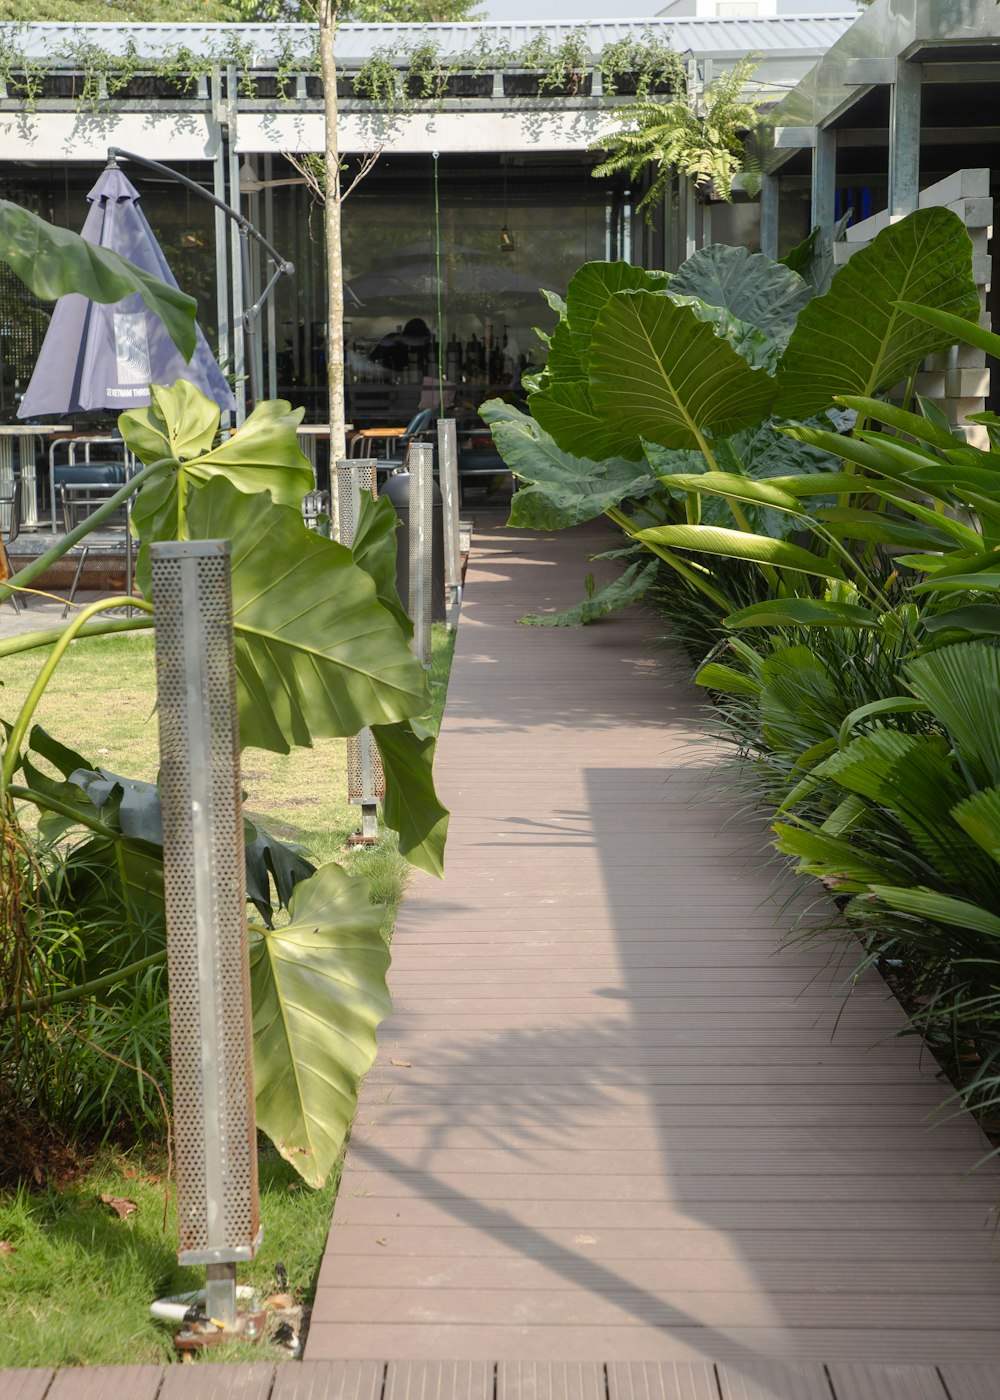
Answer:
[
  {"xmin": 351, "ymin": 492, "xmax": 414, "ymax": 640},
  {"xmin": 775, "ymin": 207, "xmax": 980, "ymax": 420},
  {"xmin": 669, "ymin": 244, "xmax": 810, "ymax": 348},
  {"xmin": 565, "ymin": 260, "xmax": 669, "ymax": 358},
  {"xmin": 372, "ymin": 719, "xmax": 450, "ymax": 878},
  {"xmin": 250, "ymin": 863, "xmax": 392, "ymax": 1187},
  {"xmin": 589, "ymin": 291, "xmax": 778, "ymax": 451},
  {"xmin": 182, "ymin": 476, "xmax": 430, "ymax": 753},
  {"xmin": 0, "ymin": 198, "xmax": 196, "ymax": 360}
]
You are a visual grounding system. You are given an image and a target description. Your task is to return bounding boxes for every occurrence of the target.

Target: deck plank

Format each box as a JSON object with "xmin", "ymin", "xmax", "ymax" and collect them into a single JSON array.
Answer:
[
  {"xmin": 497, "ymin": 1362, "xmax": 604, "ymax": 1400},
  {"xmin": 383, "ymin": 1361, "xmax": 492, "ymax": 1400},
  {"xmin": 717, "ymin": 1361, "xmax": 831, "ymax": 1400},
  {"xmin": 607, "ymin": 1361, "xmax": 718, "ymax": 1400},
  {"xmin": 0, "ymin": 1372, "xmax": 56, "ymax": 1400},
  {"xmin": 158, "ymin": 1362, "xmax": 274, "ymax": 1399},
  {"xmin": 936, "ymin": 1365, "xmax": 1000, "ymax": 1399},
  {"xmin": 44, "ymin": 1366, "xmax": 164, "ymax": 1400},
  {"xmin": 826, "ymin": 1364, "xmax": 948, "ymax": 1399},
  {"xmin": 271, "ymin": 1359, "xmax": 384, "ymax": 1400}
]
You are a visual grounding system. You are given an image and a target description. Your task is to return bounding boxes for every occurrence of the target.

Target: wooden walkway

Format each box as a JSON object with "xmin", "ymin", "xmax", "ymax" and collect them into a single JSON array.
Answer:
[
  {"xmin": 308, "ymin": 519, "xmax": 1000, "ymax": 1366},
  {"xmin": 8, "ymin": 518, "xmax": 1000, "ymax": 1398}
]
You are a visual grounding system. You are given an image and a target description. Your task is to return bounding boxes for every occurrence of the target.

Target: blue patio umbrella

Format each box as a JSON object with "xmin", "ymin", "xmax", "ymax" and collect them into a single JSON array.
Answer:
[{"xmin": 18, "ymin": 165, "xmax": 235, "ymax": 418}]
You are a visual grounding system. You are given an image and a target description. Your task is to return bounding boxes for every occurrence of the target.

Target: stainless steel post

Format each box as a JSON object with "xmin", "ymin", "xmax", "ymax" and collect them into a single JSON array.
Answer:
[
  {"xmin": 150, "ymin": 539, "xmax": 261, "ymax": 1328},
  {"xmin": 437, "ymin": 417, "xmax": 461, "ymax": 609},
  {"xmin": 408, "ymin": 442, "xmax": 433, "ymax": 668},
  {"xmin": 337, "ymin": 460, "xmax": 385, "ymax": 841}
]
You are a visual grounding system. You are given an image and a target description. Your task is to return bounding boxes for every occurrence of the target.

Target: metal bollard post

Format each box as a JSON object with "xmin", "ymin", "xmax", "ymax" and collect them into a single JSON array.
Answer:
[
  {"xmin": 336, "ymin": 460, "xmax": 385, "ymax": 844},
  {"xmin": 149, "ymin": 540, "xmax": 261, "ymax": 1337},
  {"xmin": 408, "ymin": 441, "xmax": 433, "ymax": 669},
  {"xmin": 437, "ymin": 417, "xmax": 461, "ymax": 611}
]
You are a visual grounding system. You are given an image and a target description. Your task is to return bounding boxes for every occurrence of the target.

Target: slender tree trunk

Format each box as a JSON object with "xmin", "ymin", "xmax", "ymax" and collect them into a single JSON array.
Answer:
[{"xmin": 320, "ymin": 0, "xmax": 346, "ymax": 466}]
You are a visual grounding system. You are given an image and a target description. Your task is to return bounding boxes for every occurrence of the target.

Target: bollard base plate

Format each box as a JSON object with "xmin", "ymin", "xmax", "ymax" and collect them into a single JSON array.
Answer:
[{"xmin": 174, "ymin": 1308, "xmax": 267, "ymax": 1352}]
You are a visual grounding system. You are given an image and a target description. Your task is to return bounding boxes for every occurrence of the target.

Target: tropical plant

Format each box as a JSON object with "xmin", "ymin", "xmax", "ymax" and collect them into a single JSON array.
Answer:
[
  {"xmin": 591, "ymin": 56, "xmax": 766, "ymax": 217},
  {"xmin": 0, "ymin": 202, "xmax": 447, "ymax": 1187},
  {"xmin": 483, "ymin": 206, "xmax": 980, "ymax": 626}
]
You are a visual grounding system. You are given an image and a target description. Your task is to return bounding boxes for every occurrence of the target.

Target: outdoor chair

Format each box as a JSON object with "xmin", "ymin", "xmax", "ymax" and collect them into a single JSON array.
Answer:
[
  {"xmin": 350, "ymin": 408, "xmax": 434, "ymax": 472},
  {"xmin": 58, "ymin": 481, "xmax": 134, "ymax": 617},
  {"xmin": 0, "ymin": 478, "xmax": 23, "ymax": 614}
]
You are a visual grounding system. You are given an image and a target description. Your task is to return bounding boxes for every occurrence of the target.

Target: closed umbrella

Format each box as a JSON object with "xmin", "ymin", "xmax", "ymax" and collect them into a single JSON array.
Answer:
[{"xmin": 18, "ymin": 165, "xmax": 235, "ymax": 418}]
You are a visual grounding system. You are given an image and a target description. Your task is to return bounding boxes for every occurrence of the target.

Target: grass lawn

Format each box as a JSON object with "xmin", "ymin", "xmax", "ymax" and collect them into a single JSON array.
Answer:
[{"xmin": 0, "ymin": 620, "xmax": 457, "ymax": 1368}]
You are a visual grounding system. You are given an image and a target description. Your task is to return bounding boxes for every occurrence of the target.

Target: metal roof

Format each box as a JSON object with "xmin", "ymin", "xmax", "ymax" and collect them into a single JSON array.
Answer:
[{"xmin": 2, "ymin": 15, "xmax": 856, "ymax": 66}]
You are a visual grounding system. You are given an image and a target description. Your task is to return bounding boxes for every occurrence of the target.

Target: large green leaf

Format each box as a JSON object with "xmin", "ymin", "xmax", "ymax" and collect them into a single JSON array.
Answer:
[
  {"xmin": 897, "ymin": 301, "xmax": 1000, "ymax": 363},
  {"xmin": 565, "ymin": 260, "xmax": 668, "ymax": 358},
  {"xmin": 868, "ymin": 885, "xmax": 1000, "ymax": 940},
  {"xmin": 541, "ymin": 318, "xmax": 586, "ymax": 384},
  {"xmin": 775, "ymin": 208, "xmax": 980, "ymax": 419},
  {"xmin": 372, "ymin": 719, "xmax": 450, "ymax": 877},
  {"xmin": 122, "ymin": 386, "xmax": 314, "ymax": 507},
  {"xmin": 669, "ymin": 244, "xmax": 811, "ymax": 348},
  {"xmin": 0, "ymin": 198, "xmax": 196, "ymax": 361},
  {"xmin": 725, "ymin": 598, "xmax": 880, "ymax": 631},
  {"xmin": 184, "ymin": 477, "xmax": 430, "ymax": 753},
  {"xmin": 530, "ymin": 380, "xmax": 641, "ymax": 463},
  {"xmin": 665, "ymin": 296, "xmax": 781, "ymax": 372},
  {"xmin": 480, "ymin": 398, "xmax": 655, "ymax": 528},
  {"xmin": 906, "ymin": 643, "xmax": 1000, "ymax": 787},
  {"xmin": 921, "ymin": 605, "xmax": 1000, "ymax": 637},
  {"xmin": 518, "ymin": 557, "xmax": 658, "ymax": 627},
  {"xmin": 952, "ymin": 786, "xmax": 1000, "ymax": 864},
  {"xmin": 250, "ymin": 862, "xmax": 392, "ymax": 1188},
  {"xmin": 636, "ymin": 523, "xmax": 844, "ymax": 580},
  {"xmin": 588, "ymin": 291, "xmax": 778, "ymax": 451},
  {"xmin": 350, "ymin": 492, "xmax": 413, "ymax": 640},
  {"xmin": 654, "ymin": 472, "xmax": 800, "ymax": 513}
]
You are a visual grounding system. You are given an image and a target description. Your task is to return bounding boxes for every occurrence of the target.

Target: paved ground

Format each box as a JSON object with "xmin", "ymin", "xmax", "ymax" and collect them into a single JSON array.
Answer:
[{"xmin": 307, "ymin": 518, "xmax": 1000, "ymax": 1366}]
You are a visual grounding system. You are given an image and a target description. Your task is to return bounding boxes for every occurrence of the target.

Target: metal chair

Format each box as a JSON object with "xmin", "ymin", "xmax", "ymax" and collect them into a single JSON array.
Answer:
[
  {"xmin": 0, "ymin": 478, "xmax": 23, "ymax": 613},
  {"xmin": 350, "ymin": 408, "xmax": 434, "ymax": 468},
  {"xmin": 58, "ymin": 481, "xmax": 134, "ymax": 617}
]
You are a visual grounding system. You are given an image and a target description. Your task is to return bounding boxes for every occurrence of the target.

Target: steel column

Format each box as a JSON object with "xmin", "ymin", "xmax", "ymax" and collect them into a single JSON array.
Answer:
[
  {"xmin": 437, "ymin": 417, "xmax": 461, "ymax": 609},
  {"xmin": 889, "ymin": 59, "xmax": 922, "ymax": 217},
  {"xmin": 811, "ymin": 127, "xmax": 837, "ymax": 238},
  {"xmin": 760, "ymin": 173, "xmax": 779, "ymax": 259},
  {"xmin": 408, "ymin": 442, "xmax": 434, "ymax": 669}
]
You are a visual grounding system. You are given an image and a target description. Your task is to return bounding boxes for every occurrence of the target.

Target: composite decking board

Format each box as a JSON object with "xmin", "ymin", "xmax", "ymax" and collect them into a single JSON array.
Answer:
[
  {"xmin": 606, "ymin": 1362, "xmax": 720, "ymax": 1400},
  {"xmin": 716, "ymin": 1361, "xmax": 832, "ymax": 1400},
  {"xmin": 44, "ymin": 1366, "xmax": 164, "ymax": 1400},
  {"xmin": 383, "ymin": 1361, "xmax": 492, "ymax": 1400},
  {"xmin": 270, "ymin": 1360, "xmax": 384, "ymax": 1400},
  {"xmin": 158, "ymin": 1364, "xmax": 275, "ymax": 1399},
  {"xmin": 307, "ymin": 520, "xmax": 1000, "ymax": 1363},
  {"xmin": 0, "ymin": 1373, "xmax": 56, "ymax": 1400},
  {"xmin": 496, "ymin": 1362, "xmax": 604, "ymax": 1400},
  {"xmin": 826, "ymin": 1365, "xmax": 949, "ymax": 1400},
  {"xmin": 935, "ymin": 1365, "xmax": 1000, "ymax": 1399}
]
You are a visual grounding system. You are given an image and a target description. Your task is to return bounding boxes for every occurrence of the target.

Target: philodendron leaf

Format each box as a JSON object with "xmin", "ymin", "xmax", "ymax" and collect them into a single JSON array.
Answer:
[
  {"xmin": 669, "ymin": 244, "xmax": 811, "ymax": 348},
  {"xmin": 122, "ymin": 386, "xmax": 314, "ymax": 508},
  {"xmin": 250, "ymin": 862, "xmax": 392, "ymax": 1188},
  {"xmin": 244, "ymin": 822, "xmax": 316, "ymax": 927},
  {"xmin": 589, "ymin": 291, "xmax": 778, "ymax": 451},
  {"xmin": 519, "ymin": 557, "xmax": 658, "ymax": 626},
  {"xmin": 120, "ymin": 379, "xmax": 221, "ymax": 464},
  {"xmin": 565, "ymin": 260, "xmax": 669, "ymax": 358},
  {"xmin": 372, "ymin": 719, "xmax": 450, "ymax": 877},
  {"xmin": 0, "ymin": 198, "xmax": 197, "ymax": 360},
  {"xmin": 541, "ymin": 319, "xmax": 586, "ymax": 384},
  {"xmin": 185, "ymin": 476, "xmax": 430, "ymax": 752},
  {"xmin": 480, "ymin": 398, "xmax": 655, "ymax": 527},
  {"xmin": 637, "ymin": 523, "xmax": 844, "ymax": 580},
  {"xmin": 666, "ymin": 296, "xmax": 781, "ymax": 373},
  {"xmin": 775, "ymin": 207, "xmax": 980, "ymax": 419}
]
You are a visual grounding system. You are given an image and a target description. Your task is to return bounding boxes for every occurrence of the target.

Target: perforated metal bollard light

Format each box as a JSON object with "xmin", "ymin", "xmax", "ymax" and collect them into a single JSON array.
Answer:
[
  {"xmin": 437, "ymin": 417, "xmax": 461, "ymax": 609},
  {"xmin": 150, "ymin": 539, "xmax": 261, "ymax": 1335},
  {"xmin": 408, "ymin": 441, "xmax": 434, "ymax": 668},
  {"xmin": 337, "ymin": 460, "xmax": 385, "ymax": 843}
]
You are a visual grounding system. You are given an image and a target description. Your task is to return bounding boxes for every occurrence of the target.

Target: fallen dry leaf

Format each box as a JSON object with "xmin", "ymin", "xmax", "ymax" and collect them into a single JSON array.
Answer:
[
  {"xmin": 99, "ymin": 1194, "xmax": 138, "ymax": 1220},
  {"xmin": 390, "ymin": 1059, "xmax": 412, "ymax": 1068},
  {"xmin": 375, "ymin": 1237, "xmax": 387, "ymax": 1246},
  {"xmin": 0, "ymin": 1242, "xmax": 16, "ymax": 1255}
]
